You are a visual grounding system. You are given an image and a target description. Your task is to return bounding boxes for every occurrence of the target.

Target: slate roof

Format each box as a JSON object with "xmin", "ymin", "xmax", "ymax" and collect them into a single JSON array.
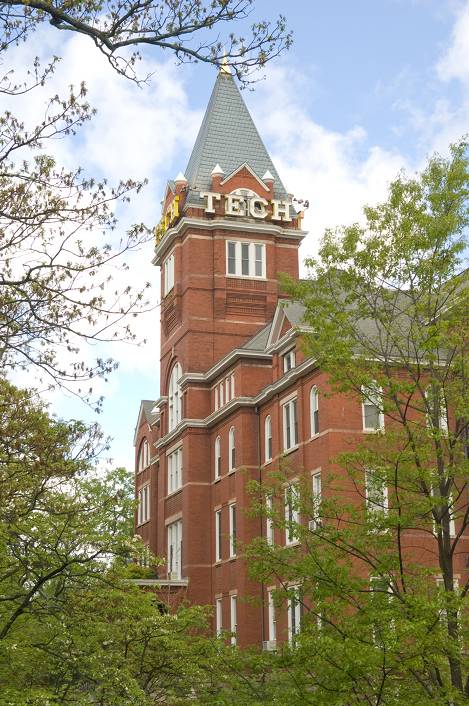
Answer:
[
  {"xmin": 142, "ymin": 399, "xmax": 158, "ymax": 425},
  {"xmin": 184, "ymin": 71, "xmax": 288, "ymax": 206}
]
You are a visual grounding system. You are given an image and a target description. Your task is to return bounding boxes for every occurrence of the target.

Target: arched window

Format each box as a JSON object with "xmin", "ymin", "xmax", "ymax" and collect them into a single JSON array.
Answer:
[
  {"xmin": 228, "ymin": 427, "xmax": 236, "ymax": 472},
  {"xmin": 310, "ymin": 386, "xmax": 319, "ymax": 436},
  {"xmin": 138, "ymin": 438, "xmax": 150, "ymax": 472},
  {"xmin": 168, "ymin": 362, "xmax": 182, "ymax": 432},
  {"xmin": 215, "ymin": 436, "xmax": 221, "ymax": 479},
  {"xmin": 361, "ymin": 381, "xmax": 384, "ymax": 431},
  {"xmin": 265, "ymin": 415, "xmax": 272, "ymax": 462}
]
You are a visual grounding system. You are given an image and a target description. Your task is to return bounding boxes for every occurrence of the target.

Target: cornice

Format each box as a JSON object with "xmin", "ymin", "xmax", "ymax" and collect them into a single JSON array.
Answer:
[
  {"xmin": 179, "ymin": 349, "xmax": 272, "ymax": 389},
  {"xmin": 153, "ymin": 217, "xmax": 306, "ymax": 265},
  {"xmin": 155, "ymin": 357, "xmax": 317, "ymax": 449}
]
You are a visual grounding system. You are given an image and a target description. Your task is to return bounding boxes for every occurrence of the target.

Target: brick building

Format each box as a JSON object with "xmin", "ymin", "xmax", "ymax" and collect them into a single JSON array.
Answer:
[{"xmin": 133, "ymin": 66, "xmax": 466, "ymax": 649}]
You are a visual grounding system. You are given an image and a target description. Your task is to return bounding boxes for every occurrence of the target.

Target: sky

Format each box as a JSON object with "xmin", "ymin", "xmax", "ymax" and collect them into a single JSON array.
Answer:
[{"xmin": 5, "ymin": 0, "xmax": 469, "ymax": 471}]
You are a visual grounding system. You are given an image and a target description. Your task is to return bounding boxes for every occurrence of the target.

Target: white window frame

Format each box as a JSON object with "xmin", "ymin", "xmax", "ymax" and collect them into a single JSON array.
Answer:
[
  {"xmin": 137, "ymin": 484, "xmax": 150, "ymax": 525},
  {"xmin": 163, "ymin": 251, "xmax": 175, "ymax": 296},
  {"xmin": 264, "ymin": 415, "xmax": 272, "ymax": 462},
  {"xmin": 214, "ymin": 436, "xmax": 221, "ymax": 480},
  {"xmin": 229, "ymin": 503, "xmax": 237, "ymax": 558},
  {"xmin": 167, "ymin": 519, "xmax": 182, "ymax": 579},
  {"xmin": 361, "ymin": 381, "xmax": 384, "ymax": 431},
  {"xmin": 310, "ymin": 386, "xmax": 319, "ymax": 436},
  {"xmin": 310, "ymin": 471, "xmax": 322, "ymax": 530},
  {"xmin": 226, "ymin": 240, "xmax": 266, "ymax": 279},
  {"xmin": 285, "ymin": 484, "xmax": 299, "ymax": 546},
  {"xmin": 216, "ymin": 597, "xmax": 223, "ymax": 637},
  {"xmin": 287, "ymin": 586, "xmax": 301, "ymax": 644},
  {"xmin": 231, "ymin": 373, "xmax": 235, "ymax": 399},
  {"xmin": 432, "ymin": 488, "xmax": 456, "ymax": 538},
  {"xmin": 228, "ymin": 426, "xmax": 236, "ymax": 472},
  {"xmin": 283, "ymin": 349, "xmax": 296, "ymax": 373},
  {"xmin": 230, "ymin": 595, "xmax": 237, "ymax": 645},
  {"xmin": 282, "ymin": 397, "xmax": 298, "ymax": 451},
  {"xmin": 365, "ymin": 469, "xmax": 389, "ymax": 517},
  {"xmin": 214, "ymin": 386, "xmax": 219, "ymax": 411},
  {"xmin": 425, "ymin": 386, "xmax": 449, "ymax": 434},
  {"xmin": 168, "ymin": 362, "xmax": 182, "ymax": 432},
  {"xmin": 138, "ymin": 438, "xmax": 150, "ymax": 472},
  {"xmin": 267, "ymin": 590, "xmax": 276, "ymax": 642},
  {"xmin": 266, "ymin": 494, "xmax": 274, "ymax": 545},
  {"xmin": 167, "ymin": 447, "xmax": 183, "ymax": 495},
  {"xmin": 215, "ymin": 509, "xmax": 222, "ymax": 562}
]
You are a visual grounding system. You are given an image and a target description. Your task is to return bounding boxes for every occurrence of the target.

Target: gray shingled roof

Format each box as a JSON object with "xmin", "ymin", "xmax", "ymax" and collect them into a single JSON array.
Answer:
[
  {"xmin": 184, "ymin": 72, "xmax": 288, "ymax": 205},
  {"xmin": 142, "ymin": 400, "xmax": 158, "ymax": 425},
  {"xmin": 241, "ymin": 322, "xmax": 272, "ymax": 351}
]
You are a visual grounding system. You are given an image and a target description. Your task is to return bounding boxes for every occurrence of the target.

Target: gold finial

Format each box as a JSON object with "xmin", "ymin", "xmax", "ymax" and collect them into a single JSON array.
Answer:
[{"xmin": 220, "ymin": 51, "xmax": 231, "ymax": 75}]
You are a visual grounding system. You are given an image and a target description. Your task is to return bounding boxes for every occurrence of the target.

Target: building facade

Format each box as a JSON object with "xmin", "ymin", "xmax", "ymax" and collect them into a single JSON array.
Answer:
[{"xmin": 133, "ymin": 67, "xmax": 467, "ymax": 649}]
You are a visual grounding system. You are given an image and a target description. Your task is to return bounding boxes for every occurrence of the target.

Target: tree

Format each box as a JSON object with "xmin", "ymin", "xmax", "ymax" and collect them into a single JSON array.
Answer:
[
  {"xmin": 0, "ymin": 377, "xmax": 216, "ymax": 704},
  {"xmin": 1, "ymin": 0, "xmax": 292, "ymax": 83},
  {"xmin": 0, "ymin": 2, "xmax": 291, "ymax": 404},
  {"xmin": 238, "ymin": 142, "xmax": 469, "ymax": 704}
]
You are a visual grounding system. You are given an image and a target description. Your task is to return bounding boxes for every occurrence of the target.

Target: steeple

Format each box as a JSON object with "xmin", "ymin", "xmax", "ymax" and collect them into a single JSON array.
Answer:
[{"xmin": 184, "ymin": 71, "xmax": 288, "ymax": 207}]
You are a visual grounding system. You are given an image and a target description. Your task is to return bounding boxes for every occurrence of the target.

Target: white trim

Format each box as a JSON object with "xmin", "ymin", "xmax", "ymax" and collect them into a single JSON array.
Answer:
[
  {"xmin": 153, "ymin": 217, "xmax": 306, "ymax": 264},
  {"xmin": 220, "ymin": 162, "xmax": 270, "ymax": 190},
  {"xmin": 230, "ymin": 594, "xmax": 237, "ymax": 645},
  {"xmin": 216, "ymin": 597, "xmax": 223, "ymax": 636}
]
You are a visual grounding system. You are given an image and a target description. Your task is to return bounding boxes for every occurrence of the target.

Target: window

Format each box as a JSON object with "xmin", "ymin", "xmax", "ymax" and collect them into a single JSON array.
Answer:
[
  {"xmin": 215, "ymin": 509, "xmax": 222, "ymax": 562},
  {"xmin": 264, "ymin": 415, "xmax": 272, "ymax": 462},
  {"xmin": 285, "ymin": 484, "xmax": 299, "ymax": 545},
  {"xmin": 216, "ymin": 598, "xmax": 223, "ymax": 637},
  {"xmin": 163, "ymin": 252, "xmax": 175, "ymax": 295},
  {"xmin": 266, "ymin": 495, "xmax": 274, "ymax": 545},
  {"xmin": 229, "ymin": 427, "xmax": 236, "ymax": 472},
  {"xmin": 287, "ymin": 586, "xmax": 302, "ymax": 644},
  {"xmin": 425, "ymin": 386, "xmax": 448, "ymax": 434},
  {"xmin": 268, "ymin": 590, "xmax": 276, "ymax": 642},
  {"xmin": 365, "ymin": 469, "xmax": 388, "ymax": 518},
  {"xmin": 283, "ymin": 349, "xmax": 296, "ymax": 373},
  {"xmin": 282, "ymin": 398, "xmax": 298, "ymax": 451},
  {"xmin": 226, "ymin": 240, "xmax": 266, "ymax": 279},
  {"xmin": 310, "ymin": 386, "xmax": 319, "ymax": 436},
  {"xmin": 310, "ymin": 472, "xmax": 322, "ymax": 531},
  {"xmin": 229, "ymin": 503, "xmax": 237, "ymax": 558},
  {"xmin": 214, "ymin": 436, "xmax": 221, "ymax": 479},
  {"xmin": 167, "ymin": 447, "xmax": 182, "ymax": 495},
  {"xmin": 167, "ymin": 520, "xmax": 182, "ymax": 579},
  {"xmin": 230, "ymin": 595, "xmax": 237, "ymax": 645},
  {"xmin": 137, "ymin": 484, "xmax": 150, "ymax": 525},
  {"xmin": 137, "ymin": 438, "xmax": 150, "ymax": 472},
  {"xmin": 168, "ymin": 362, "xmax": 182, "ymax": 431},
  {"xmin": 432, "ymin": 488, "xmax": 455, "ymax": 538},
  {"xmin": 362, "ymin": 381, "xmax": 384, "ymax": 431},
  {"xmin": 215, "ymin": 375, "xmax": 235, "ymax": 410}
]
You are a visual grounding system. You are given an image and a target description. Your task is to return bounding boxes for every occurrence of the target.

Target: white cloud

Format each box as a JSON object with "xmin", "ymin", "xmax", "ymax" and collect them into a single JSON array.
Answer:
[
  {"xmin": 437, "ymin": 1, "xmax": 469, "ymax": 84},
  {"xmin": 249, "ymin": 66, "xmax": 409, "ymax": 266}
]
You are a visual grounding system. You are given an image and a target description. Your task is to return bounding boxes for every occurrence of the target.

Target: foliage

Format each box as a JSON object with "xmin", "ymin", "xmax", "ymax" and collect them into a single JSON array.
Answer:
[
  {"xmin": 0, "ymin": 377, "xmax": 218, "ymax": 704},
  {"xmin": 235, "ymin": 142, "xmax": 469, "ymax": 704},
  {"xmin": 0, "ymin": 0, "xmax": 292, "ymax": 84}
]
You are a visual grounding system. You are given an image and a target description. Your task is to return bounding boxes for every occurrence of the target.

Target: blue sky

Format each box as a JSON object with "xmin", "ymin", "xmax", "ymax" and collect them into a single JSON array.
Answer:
[{"xmin": 7, "ymin": 0, "xmax": 469, "ymax": 470}]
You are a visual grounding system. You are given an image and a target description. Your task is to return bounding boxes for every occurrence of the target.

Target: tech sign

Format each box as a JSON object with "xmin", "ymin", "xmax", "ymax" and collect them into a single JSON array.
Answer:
[{"xmin": 200, "ymin": 191, "xmax": 292, "ymax": 222}]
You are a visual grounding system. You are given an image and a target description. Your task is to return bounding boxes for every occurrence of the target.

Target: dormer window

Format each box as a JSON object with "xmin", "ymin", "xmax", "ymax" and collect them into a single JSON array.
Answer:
[
  {"xmin": 283, "ymin": 349, "xmax": 296, "ymax": 373},
  {"xmin": 226, "ymin": 240, "xmax": 266, "ymax": 279}
]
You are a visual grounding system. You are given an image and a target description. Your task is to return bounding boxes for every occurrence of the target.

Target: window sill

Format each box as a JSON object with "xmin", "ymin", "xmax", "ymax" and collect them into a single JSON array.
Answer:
[
  {"xmin": 282, "ymin": 445, "xmax": 299, "ymax": 456},
  {"xmin": 226, "ymin": 274, "xmax": 266, "ymax": 281},
  {"xmin": 228, "ymin": 468, "xmax": 237, "ymax": 475},
  {"xmin": 363, "ymin": 428, "xmax": 385, "ymax": 434},
  {"xmin": 309, "ymin": 433, "xmax": 320, "ymax": 441},
  {"xmin": 214, "ymin": 476, "xmax": 222, "ymax": 484},
  {"xmin": 166, "ymin": 487, "xmax": 183, "ymax": 499},
  {"xmin": 229, "ymin": 555, "xmax": 237, "ymax": 561},
  {"xmin": 137, "ymin": 519, "xmax": 151, "ymax": 527},
  {"xmin": 285, "ymin": 540, "xmax": 300, "ymax": 548}
]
